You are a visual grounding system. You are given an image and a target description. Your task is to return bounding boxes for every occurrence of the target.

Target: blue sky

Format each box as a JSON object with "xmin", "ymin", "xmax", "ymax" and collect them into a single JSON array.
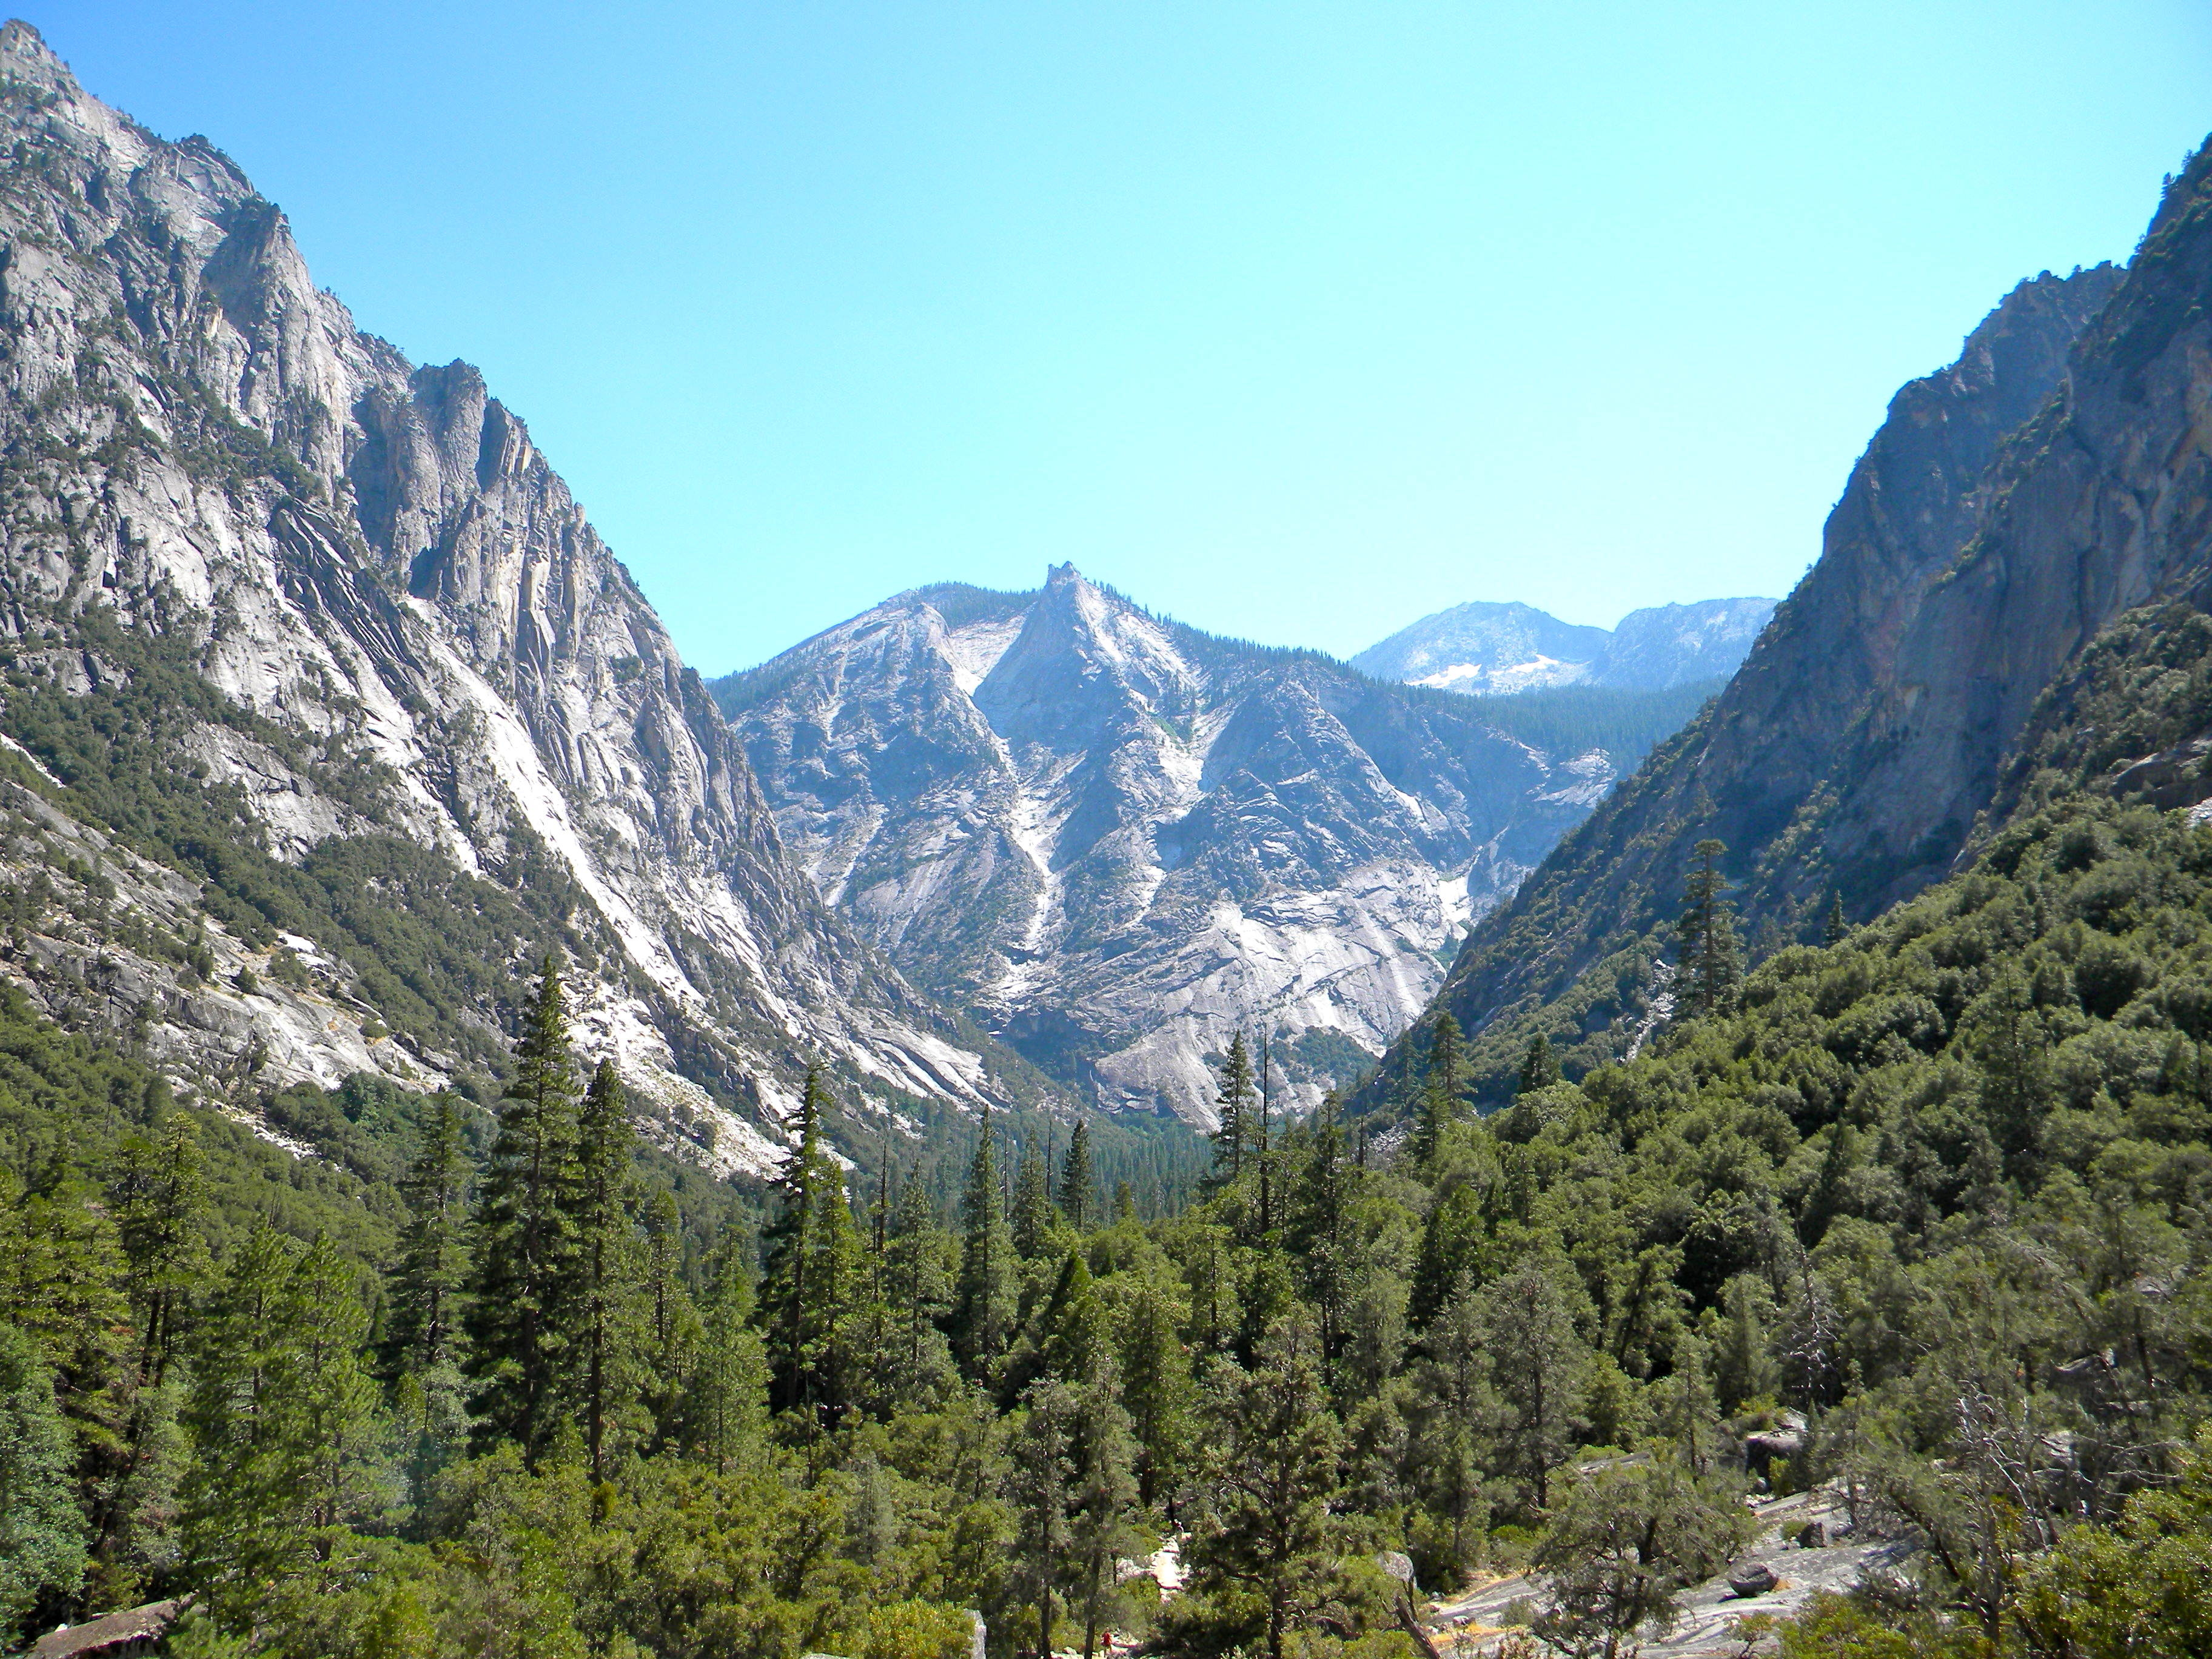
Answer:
[{"xmin": 28, "ymin": 1, "xmax": 2212, "ymax": 673}]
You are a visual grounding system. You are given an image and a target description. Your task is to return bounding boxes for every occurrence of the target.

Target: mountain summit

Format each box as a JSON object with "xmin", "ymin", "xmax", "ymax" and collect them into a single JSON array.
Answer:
[
  {"xmin": 714, "ymin": 566, "xmax": 1715, "ymax": 1124},
  {"xmin": 1353, "ymin": 595, "xmax": 1776, "ymax": 694}
]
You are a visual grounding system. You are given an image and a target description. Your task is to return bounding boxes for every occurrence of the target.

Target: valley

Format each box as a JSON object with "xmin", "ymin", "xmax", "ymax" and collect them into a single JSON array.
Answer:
[{"xmin": 0, "ymin": 16, "xmax": 2208, "ymax": 1659}]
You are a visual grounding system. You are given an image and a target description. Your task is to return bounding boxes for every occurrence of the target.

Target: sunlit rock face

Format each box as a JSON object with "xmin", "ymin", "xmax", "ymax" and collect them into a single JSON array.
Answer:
[
  {"xmin": 0, "ymin": 21, "xmax": 1033, "ymax": 1171},
  {"xmin": 719, "ymin": 565, "xmax": 1649, "ymax": 1125}
]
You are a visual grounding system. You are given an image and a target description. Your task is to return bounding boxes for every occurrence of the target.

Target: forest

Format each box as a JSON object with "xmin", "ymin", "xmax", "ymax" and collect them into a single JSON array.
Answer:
[{"xmin": 9, "ymin": 771, "xmax": 2212, "ymax": 1657}]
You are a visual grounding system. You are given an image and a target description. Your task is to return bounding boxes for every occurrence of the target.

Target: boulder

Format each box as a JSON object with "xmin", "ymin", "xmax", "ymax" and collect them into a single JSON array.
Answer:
[{"xmin": 1728, "ymin": 1562, "xmax": 1780, "ymax": 1598}]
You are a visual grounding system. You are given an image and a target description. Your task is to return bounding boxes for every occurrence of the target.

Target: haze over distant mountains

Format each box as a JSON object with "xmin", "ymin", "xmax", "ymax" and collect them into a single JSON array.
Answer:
[{"xmin": 1353, "ymin": 595, "xmax": 1777, "ymax": 694}]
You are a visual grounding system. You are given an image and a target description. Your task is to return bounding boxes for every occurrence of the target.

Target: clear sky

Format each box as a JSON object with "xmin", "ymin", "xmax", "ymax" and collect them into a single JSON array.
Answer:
[{"xmin": 25, "ymin": 2, "xmax": 2212, "ymax": 673}]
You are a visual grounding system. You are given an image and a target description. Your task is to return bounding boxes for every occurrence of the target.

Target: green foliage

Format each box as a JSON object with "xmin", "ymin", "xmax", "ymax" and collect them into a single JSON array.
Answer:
[
  {"xmin": 1532, "ymin": 1455, "xmax": 1752, "ymax": 1658},
  {"xmin": 464, "ymin": 956, "xmax": 584, "ymax": 1464},
  {"xmin": 0, "ymin": 1318, "xmax": 84, "ymax": 1646}
]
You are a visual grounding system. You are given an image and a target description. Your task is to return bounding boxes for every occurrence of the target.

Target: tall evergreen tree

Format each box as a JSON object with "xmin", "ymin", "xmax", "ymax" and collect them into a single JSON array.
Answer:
[
  {"xmin": 689, "ymin": 1224, "xmax": 766, "ymax": 1475},
  {"xmin": 885, "ymin": 1176, "xmax": 954, "ymax": 1407},
  {"xmin": 1822, "ymin": 890, "xmax": 1849, "ymax": 947},
  {"xmin": 1010, "ymin": 1377, "xmax": 1078, "ymax": 1658},
  {"xmin": 1208, "ymin": 1034, "xmax": 1256, "ymax": 1187},
  {"xmin": 110, "ymin": 1111, "xmax": 209, "ymax": 1386},
  {"xmin": 464, "ymin": 954, "xmax": 582, "ymax": 1464},
  {"xmin": 953, "ymin": 1112, "xmax": 1015, "ymax": 1378},
  {"xmin": 1288, "ymin": 1098, "xmax": 1353, "ymax": 1381},
  {"xmin": 1415, "ymin": 1011, "xmax": 1465, "ymax": 1165},
  {"xmin": 760, "ymin": 1065, "xmax": 856, "ymax": 1440},
  {"xmin": 1678, "ymin": 838, "xmax": 1743, "ymax": 1017},
  {"xmin": 574, "ymin": 1059, "xmax": 638, "ymax": 1479},
  {"xmin": 0, "ymin": 1321, "xmax": 84, "ymax": 1650},
  {"xmin": 1116, "ymin": 1273, "xmax": 1192, "ymax": 1509},
  {"xmin": 1476, "ymin": 1259, "xmax": 1593, "ymax": 1512},
  {"xmin": 1518, "ymin": 1031, "xmax": 1561, "ymax": 1095},
  {"xmin": 381, "ymin": 1093, "xmax": 471, "ymax": 1376},
  {"xmin": 1068, "ymin": 1372, "xmax": 1141, "ymax": 1659},
  {"xmin": 183, "ymin": 1227, "xmax": 381, "ymax": 1623},
  {"xmin": 1011, "ymin": 1145, "xmax": 1055, "ymax": 1261},
  {"xmin": 1410, "ymin": 1281, "xmax": 1490, "ymax": 1572},
  {"xmin": 1058, "ymin": 1120, "xmax": 1095, "ymax": 1233},
  {"xmin": 1186, "ymin": 1315, "xmax": 1344, "ymax": 1659}
]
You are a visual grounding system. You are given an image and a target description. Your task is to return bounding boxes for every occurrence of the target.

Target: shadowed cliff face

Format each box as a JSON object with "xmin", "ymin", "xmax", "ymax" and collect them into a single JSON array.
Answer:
[
  {"xmin": 0, "ymin": 21, "xmax": 1040, "ymax": 1167},
  {"xmin": 1367, "ymin": 144, "xmax": 2212, "ymax": 1107},
  {"xmin": 717, "ymin": 565, "xmax": 1686, "ymax": 1125}
]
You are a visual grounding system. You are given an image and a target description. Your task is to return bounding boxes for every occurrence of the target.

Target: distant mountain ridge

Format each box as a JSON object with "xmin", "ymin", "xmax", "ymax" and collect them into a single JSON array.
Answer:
[
  {"xmin": 712, "ymin": 568, "xmax": 1718, "ymax": 1125},
  {"xmin": 1353, "ymin": 595, "xmax": 1777, "ymax": 694}
]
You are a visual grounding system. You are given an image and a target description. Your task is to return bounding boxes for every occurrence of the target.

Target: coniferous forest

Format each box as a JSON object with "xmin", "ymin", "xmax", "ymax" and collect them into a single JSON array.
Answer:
[
  {"xmin": 13, "ymin": 755, "xmax": 2212, "ymax": 1656},
  {"xmin": 4, "ymin": 21, "xmax": 2212, "ymax": 1659}
]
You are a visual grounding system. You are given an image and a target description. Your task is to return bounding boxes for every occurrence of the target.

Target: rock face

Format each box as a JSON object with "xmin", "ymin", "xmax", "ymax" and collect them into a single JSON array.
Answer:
[
  {"xmin": 714, "ymin": 568, "xmax": 1681, "ymax": 1124},
  {"xmin": 1364, "ymin": 189, "xmax": 2182, "ymax": 1097},
  {"xmin": 0, "ymin": 22, "xmax": 1031, "ymax": 1170},
  {"xmin": 1352, "ymin": 596, "xmax": 1775, "ymax": 694}
]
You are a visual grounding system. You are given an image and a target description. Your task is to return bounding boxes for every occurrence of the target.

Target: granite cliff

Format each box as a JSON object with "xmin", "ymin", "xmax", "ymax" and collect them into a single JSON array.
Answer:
[
  {"xmin": 0, "ymin": 21, "xmax": 1042, "ymax": 1173},
  {"xmin": 1361, "ymin": 192, "xmax": 2207, "ymax": 1103}
]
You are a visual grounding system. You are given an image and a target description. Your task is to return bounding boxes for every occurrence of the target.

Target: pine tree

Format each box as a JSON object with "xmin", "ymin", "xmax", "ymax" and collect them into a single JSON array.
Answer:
[
  {"xmin": 183, "ymin": 1227, "xmax": 381, "ymax": 1622},
  {"xmin": 1411, "ymin": 1282, "xmax": 1490, "ymax": 1572},
  {"xmin": 1113, "ymin": 1180, "xmax": 1138, "ymax": 1222},
  {"xmin": 1116, "ymin": 1273, "xmax": 1192, "ymax": 1507},
  {"xmin": 1068, "ymin": 1373, "xmax": 1140, "ymax": 1659},
  {"xmin": 1011, "ymin": 1145, "xmax": 1055, "ymax": 1260},
  {"xmin": 1678, "ymin": 839, "xmax": 1743, "ymax": 1017},
  {"xmin": 1059, "ymin": 1120, "xmax": 1095, "ymax": 1233},
  {"xmin": 1517, "ymin": 1031, "xmax": 1561, "ymax": 1095},
  {"xmin": 1822, "ymin": 890, "xmax": 1848, "ymax": 947},
  {"xmin": 953, "ymin": 1112, "xmax": 1014, "ymax": 1379},
  {"xmin": 110, "ymin": 1111, "xmax": 209, "ymax": 1386},
  {"xmin": 1476, "ymin": 1259, "xmax": 1592, "ymax": 1512},
  {"xmin": 464, "ymin": 954, "xmax": 583, "ymax": 1464},
  {"xmin": 1186, "ymin": 1315, "xmax": 1344, "ymax": 1659},
  {"xmin": 638, "ymin": 1186, "xmax": 698, "ymax": 1444},
  {"xmin": 387, "ymin": 1101, "xmax": 476, "ymax": 1513},
  {"xmin": 381, "ymin": 1093, "xmax": 471, "ymax": 1376},
  {"xmin": 1288, "ymin": 1096, "xmax": 1353, "ymax": 1381},
  {"xmin": 689, "ymin": 1224, "xmax": 766, "ymax": 1475},
  {"xmin": 1208, "ymin": 1033, "xmax": 1256, "ymax": 1187},
  {"xmin": 760, "ymin": 1065, "xmax": 854, "ymax": 1440},
  {"xmin": 806, "ymin": 1166, "xmax": 865, "ymax": 1436},
  {"xmin": 885, "ymin": 1176, "xmax": 954, "ymax": 1407},
  {"xmin": 1010, "ymin": 1376, "xmax": 1078, "ymax": 1657},
  {"xmin": 573, "ymin": 1059, "xmax": 638, "ymax": 1479},
  {"xmin": 1415, "ymin": 1012, "xmax": 1464, "ymax": 1165}
]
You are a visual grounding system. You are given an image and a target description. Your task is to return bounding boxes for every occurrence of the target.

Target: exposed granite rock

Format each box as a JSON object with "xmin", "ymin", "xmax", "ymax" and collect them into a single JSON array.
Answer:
[
  {"xmin": 0, "ymin": 21, "xmax": 1037, "ymax": 1168},
  {"xmin": 717, "ymin": 566, "xmax": 1658, "ymax": 1124},
  {"xmin": 1361, "ymin": 177, "xmax": 2172, "ymax": 1099}
]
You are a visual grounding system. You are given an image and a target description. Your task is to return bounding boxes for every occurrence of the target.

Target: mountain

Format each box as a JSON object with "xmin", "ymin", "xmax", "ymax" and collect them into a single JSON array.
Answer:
[
  {"xmin": 0, "ymin": 21, "xmax": 1049, "ymax": 1176},
  {"xmin": 711, "ymin": 568, "xmax": 1718, "ymax": 1124},
  {"xmin": 1359, "ymin": 210, "xmax": 2188, "ymax": 1104},
  {"xmin": 1352, "ymin": 595, "xmax": 1776, "ymax": 694}
]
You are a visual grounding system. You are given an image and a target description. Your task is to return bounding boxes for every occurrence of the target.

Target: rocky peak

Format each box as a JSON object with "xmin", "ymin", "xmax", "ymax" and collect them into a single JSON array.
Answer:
[
  {"xmin": 717, "ymin": 571, "xmax": 1718, "ymax": 1124},
  {"xmin": 0, "ymin": 28, "xmax": 1039, "ymax": 1170}
]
